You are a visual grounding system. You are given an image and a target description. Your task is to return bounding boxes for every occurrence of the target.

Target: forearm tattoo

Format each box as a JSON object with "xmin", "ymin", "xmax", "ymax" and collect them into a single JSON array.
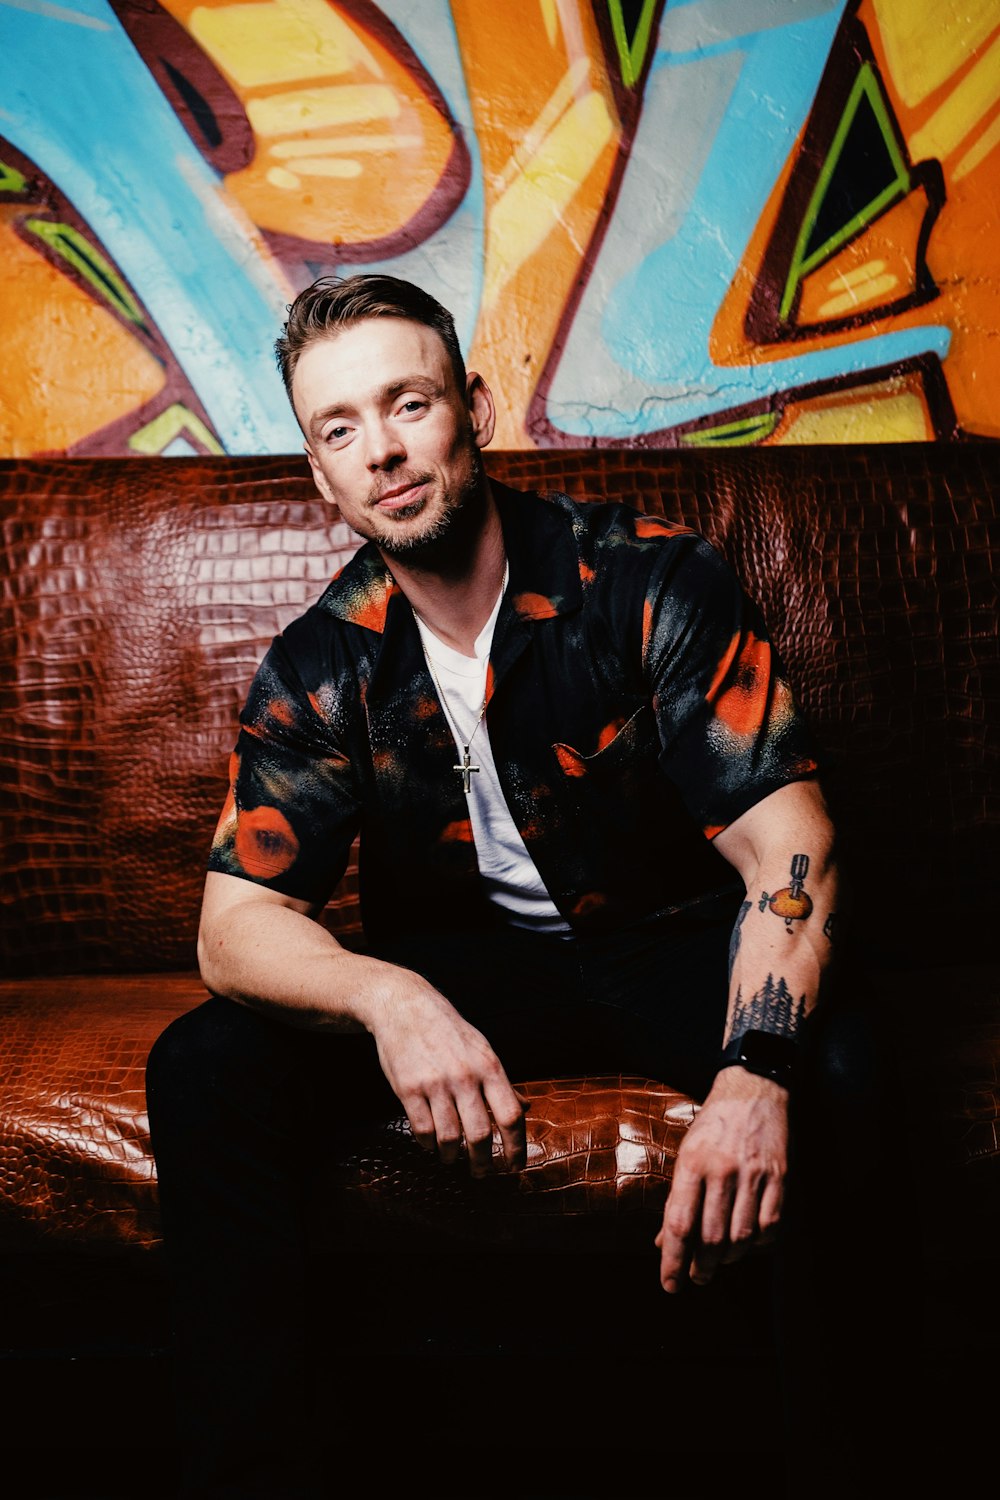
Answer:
[
  {"xmin": 759, "ymin": 853, "xmax": 813, "ymax": 929},
  {"xmin": 729, "ymin": 977, "xmax": 806, "ymax": 1041},
  {"xmin": 725, "ymin": 847, "xmax": 834, "ymax": 1042},
  {"xmin": 728, "ymin": 899, "xmax": 752, "ymax": 982},
  {"xmin": 756, "ymin": 851, "xmax": 838, "ymax": 944}
]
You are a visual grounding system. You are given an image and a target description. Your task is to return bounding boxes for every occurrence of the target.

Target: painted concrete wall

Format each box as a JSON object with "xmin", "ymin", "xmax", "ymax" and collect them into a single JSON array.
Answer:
[{"xmin": 3, "ymin": 0, "xmax": 998, "ymax": 456}]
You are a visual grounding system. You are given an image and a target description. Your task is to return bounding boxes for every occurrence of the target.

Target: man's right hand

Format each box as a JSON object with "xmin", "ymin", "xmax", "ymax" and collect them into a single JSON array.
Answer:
[
  {"xmin": 367, "ymin": 968, "xmax": 527, "ymax": 1177},
  {"xmin": 198, "ymin": 872, "xmax": 525, "ymax": 1176}
]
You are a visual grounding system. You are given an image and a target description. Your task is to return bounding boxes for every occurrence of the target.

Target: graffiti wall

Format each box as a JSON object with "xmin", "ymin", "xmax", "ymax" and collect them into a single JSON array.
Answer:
[{"xmin": 3, "ymin": 0, "xmax": 999, "ymax": 456}]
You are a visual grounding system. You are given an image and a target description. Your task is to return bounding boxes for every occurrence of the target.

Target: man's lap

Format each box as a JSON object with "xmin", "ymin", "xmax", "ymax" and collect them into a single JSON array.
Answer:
[
  {"xmin": 374, "ymin": 913, "xmax": 731, "ymax": 1097},
  {"xmin": 150, "ymin": 911, "xmax": 733, "ymax": 1139}
]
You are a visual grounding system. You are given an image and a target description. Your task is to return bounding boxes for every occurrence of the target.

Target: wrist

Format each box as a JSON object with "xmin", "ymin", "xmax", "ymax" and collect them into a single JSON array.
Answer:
[
  {"xmin": 716, "ymin": 1028, "xmax": 799, "ymax": 1091},
  {"xmin": 359, "ymin": 957, "xmax": 450, "ymax": 1035},
  {"xmin": 708, "ymin": 1065, "xmax": 789, "ymax": 1106}
]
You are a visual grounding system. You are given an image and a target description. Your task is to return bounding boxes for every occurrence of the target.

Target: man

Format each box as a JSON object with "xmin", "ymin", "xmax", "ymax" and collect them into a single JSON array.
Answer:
[{"xmin": 147, "ymin": 274, "xmax": 890, "ymax": 1499}]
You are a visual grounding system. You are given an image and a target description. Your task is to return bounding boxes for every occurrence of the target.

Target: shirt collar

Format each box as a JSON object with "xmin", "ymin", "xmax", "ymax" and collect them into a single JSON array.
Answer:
[{"xmin": 316, "ymin": 480, "xmax": 583, "ymax": 634}]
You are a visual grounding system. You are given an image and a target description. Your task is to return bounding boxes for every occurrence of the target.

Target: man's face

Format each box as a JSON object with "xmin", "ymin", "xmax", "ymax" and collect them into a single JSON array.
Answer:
[{"xmin": 293, "ymin": 317, "xmax": 495, "ymax": 559}]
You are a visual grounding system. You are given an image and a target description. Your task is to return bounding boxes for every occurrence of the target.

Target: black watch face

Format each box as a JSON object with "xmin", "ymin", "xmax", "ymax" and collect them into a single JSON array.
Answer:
[{"xmin": 742, "ymin": 1031, "xmax": 797, "ymax": 1070}]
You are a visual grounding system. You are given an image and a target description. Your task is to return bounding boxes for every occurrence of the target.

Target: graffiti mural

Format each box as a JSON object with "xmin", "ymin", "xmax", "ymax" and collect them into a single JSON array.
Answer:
[{"xmin": 2, "ymin": 0, "xmax": 998, "ymax": 455}]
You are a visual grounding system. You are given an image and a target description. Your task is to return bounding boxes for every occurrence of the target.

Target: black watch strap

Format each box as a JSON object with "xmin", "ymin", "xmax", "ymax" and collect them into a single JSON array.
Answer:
[{"xmin": 717, "ymin": 1029, "xmax": 799, "ymax": 1089}]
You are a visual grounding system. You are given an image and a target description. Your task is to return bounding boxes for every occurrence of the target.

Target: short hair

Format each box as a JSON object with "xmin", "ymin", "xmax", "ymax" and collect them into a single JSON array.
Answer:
[{"xmin": 275, "ymin": 273, "xmax": 466, "ymax": 404}]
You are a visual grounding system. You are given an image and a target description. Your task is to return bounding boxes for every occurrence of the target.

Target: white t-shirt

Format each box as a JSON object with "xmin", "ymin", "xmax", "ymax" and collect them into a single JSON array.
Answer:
[{"xmin": 414, "ymin": 582, "xmax": 571, "ymax": 936}]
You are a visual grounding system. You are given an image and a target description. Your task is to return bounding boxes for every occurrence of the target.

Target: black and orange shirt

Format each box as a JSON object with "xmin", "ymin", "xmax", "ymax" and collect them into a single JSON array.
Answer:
[{"xmin": 208, "ymin": 484, "xmax": 820, "ymax": 941}]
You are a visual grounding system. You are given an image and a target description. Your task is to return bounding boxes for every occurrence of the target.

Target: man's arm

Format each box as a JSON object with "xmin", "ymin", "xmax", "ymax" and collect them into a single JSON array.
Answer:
[
  {"xmin": 198, "ymin": 871, "xmax": 527, "ymax": 1176},
  {"xmin": 655, "ymin": 778, "xmax": 840, "ymax": 1291}
]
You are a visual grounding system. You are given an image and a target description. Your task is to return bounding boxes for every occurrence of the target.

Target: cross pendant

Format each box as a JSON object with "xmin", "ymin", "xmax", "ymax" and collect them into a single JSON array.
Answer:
[{"xmin": 454, "ymin": 746, "xmax": 480, "ymax": 794}]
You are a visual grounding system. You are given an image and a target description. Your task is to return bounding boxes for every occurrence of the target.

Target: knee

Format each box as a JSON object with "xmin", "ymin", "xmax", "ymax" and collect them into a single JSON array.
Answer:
[
  {"xmin": 146, "ymin": 1001, "xmax": 220, "ymax": 1138},
  {"xmin": 147, "ymin": 994, "xmax": 331, "ymax": 1152},
  {"xmin": 146, "ymin": 996, "xmax": 265, "ymax": 1138},
  {"xmin": 146, "ymin": 1006, "xmax": 199, "ymax": 1093}
]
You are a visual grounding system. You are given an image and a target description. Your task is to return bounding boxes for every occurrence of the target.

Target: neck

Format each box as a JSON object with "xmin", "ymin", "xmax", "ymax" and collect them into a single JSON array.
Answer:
[{"xmin": 384, "ymin": 484, "xmax": 506, "ymax": 656}]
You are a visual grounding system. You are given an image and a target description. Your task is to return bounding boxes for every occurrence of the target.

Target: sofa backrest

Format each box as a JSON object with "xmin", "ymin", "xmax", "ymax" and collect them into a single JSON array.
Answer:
[{"xmin": 2, "ymin": 446, "xmax": 996, "ymax": 977}]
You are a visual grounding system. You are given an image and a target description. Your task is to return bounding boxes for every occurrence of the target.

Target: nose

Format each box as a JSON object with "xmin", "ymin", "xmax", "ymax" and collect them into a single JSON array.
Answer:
[{"xmin": 364, "ymin": 418, "xmax": 406, "ymax": 471}]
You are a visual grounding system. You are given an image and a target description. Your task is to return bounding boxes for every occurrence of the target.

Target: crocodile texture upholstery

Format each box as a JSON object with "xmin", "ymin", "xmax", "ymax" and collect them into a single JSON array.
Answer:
[
  {"xmin": 0, "ymin": 973, "xmax": 696, "ymax": 1253},
  {"xmin": 0, "ymin": 976, "xmax": 197, "ymax": 1251},
  {"xmin": 322, "ymin": 1075, "xmax": 699, "ymax": 1254},
  {"xmin": 4, "ymin": 446, "xmax": 996, "ymax": 975},
  {"xmin": 1, "ymin": 447, "xmax": 997, "ymax": 1253}
]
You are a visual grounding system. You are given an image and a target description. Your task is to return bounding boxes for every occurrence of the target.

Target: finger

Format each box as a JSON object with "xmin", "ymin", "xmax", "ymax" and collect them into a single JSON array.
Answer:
[
  {"xmin": 403, "ymin": 1094, "xmax": 438, "ymax": 1154},
  {"xmin": 720, "ymin": 1173, "xmax": 783, "ymax": 1263},
  {"xmin": 689, "ymin": 1178, "xmax": 735, "ymax": 1285},
  {"xmin": 454, "ymin": 1091, "xmax": 496, "ymax": 1178},
  {"xmin": 427, "ymin": 1095, "xmax": 464, "ymax": 1166},
  {"xmin": 657, "ymin": 1222, "xmax": 692, "ymax": 1293},
  {"xmin": 689, "ymin": 1244, "xmax": 724, "ymax": 1284},
  {"xmin": 657, "ymin": 1174, "xmax": 703, "ymax": 1292},
  {"xmin": 486, "ymin": 1079, "xmax": 527, "ymax": 1172},
  {"xmin": 692, "ymin": 1236, "xmax": 738, "ymax": 1283},
  {"xmin": 726, "ymin": 1175, "xmax": 765, "ymax": 1254},
  {"xmin": 758, "ymin": 1174, "xmax": 784, "ymax": 1236}
]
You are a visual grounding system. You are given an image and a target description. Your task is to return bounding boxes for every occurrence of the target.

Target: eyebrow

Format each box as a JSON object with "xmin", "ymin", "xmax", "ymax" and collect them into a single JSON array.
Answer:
[{"xmin": 308, "ymin": 374, "xmax": 443, "ymax": 436}]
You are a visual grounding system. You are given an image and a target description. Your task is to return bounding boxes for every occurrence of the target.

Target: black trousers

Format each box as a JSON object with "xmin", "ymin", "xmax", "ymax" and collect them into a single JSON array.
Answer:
[{"xmin": 146, "ymin": 911, "xmax": 918, "ymax": 1498}]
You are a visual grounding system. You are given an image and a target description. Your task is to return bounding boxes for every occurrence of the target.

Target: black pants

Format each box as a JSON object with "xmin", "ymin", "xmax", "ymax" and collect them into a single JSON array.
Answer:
[{"xmin": 146, "ymin": 913, "xmax": 917, "ymax": 1498}]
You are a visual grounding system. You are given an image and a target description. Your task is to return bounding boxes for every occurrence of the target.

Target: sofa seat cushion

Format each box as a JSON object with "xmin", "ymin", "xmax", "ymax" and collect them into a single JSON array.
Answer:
[
  {"xmin": 0, "ymin": 975, "xmax": 698, "ymax": 1255},
  {"xmin": 0, "ymin": 975, "xmax": 202, "ymax": 1252},
  {"xmin": 2, "ymin": 963, "xmax": 995, "ymax": 1258},
  {"xmin": 312, "ymin": 1073, "xmax": 698, "ymax": 1255}
]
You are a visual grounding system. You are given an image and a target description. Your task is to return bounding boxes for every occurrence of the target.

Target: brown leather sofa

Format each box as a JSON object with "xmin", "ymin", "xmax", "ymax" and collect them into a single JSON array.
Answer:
[{"xmin": 1, "ymin": 447, "xmax": 997, "ymax": 1490}]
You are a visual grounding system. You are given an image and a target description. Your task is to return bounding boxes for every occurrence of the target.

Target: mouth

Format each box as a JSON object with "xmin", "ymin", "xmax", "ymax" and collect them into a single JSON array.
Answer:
[{"xmin": 372, "ymin": 479, "xmax": 429, "ymax": 512}]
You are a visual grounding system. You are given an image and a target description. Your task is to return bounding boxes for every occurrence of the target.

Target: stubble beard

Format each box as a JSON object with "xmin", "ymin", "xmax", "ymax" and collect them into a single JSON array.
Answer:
[{"xmin": 368, "ymin": 446, "xmax": 487, "ymax": 573}]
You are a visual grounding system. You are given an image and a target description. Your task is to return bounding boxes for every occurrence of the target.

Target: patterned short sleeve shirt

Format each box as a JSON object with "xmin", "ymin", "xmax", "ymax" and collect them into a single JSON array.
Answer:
[{"xmin": 209, "ymin": 484, "xmax": 820, "ymax": 940}]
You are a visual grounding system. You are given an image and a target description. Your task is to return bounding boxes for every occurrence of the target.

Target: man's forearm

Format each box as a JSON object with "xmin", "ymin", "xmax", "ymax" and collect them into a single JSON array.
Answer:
[
  {"xmin": 197, "ymin": 896, "xmax": 404, "ymax": 1033},
  {"xmin": 659, "ymin": 781, "xmax": 840, "ymax": 1292},
  {"xmin": 196, "ymin": 877, "xmax": 529, "ymax": 1173},
  {"xmin": 724, "ymin": 838, "xmax": 840, "ymax": 1047}
]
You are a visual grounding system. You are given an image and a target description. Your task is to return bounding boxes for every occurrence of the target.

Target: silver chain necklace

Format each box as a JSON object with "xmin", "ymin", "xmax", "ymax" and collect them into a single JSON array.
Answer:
[{"xmin": 418, "ymin": 561, "xmax": 508, "ymax": 794}]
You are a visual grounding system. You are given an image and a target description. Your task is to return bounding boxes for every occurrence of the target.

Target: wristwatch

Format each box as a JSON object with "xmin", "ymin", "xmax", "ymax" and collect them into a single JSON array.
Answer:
[{"xmin": 717, "ymin": 1029, "xmax": 799, "ymax": 1089}]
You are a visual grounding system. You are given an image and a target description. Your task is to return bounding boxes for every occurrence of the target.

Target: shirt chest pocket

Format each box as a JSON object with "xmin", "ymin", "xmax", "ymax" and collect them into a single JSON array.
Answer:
[{"xmin": 552, "ymin": 704, "xmax": 659, "ymax": 783}]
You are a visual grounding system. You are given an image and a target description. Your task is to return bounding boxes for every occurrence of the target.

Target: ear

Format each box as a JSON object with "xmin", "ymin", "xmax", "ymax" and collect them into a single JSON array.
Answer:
[
  {"xmin": 304, "ymin": 443, "xmax": 336, "ymax": 506},
  {"xmin": 466, "ymin": 372, "xmax": 496, "ymax": 450}
]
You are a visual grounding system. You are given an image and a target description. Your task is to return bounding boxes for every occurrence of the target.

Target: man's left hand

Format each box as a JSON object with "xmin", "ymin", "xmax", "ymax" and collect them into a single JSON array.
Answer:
[{"xmin": 654, "ymin": 1067, "xmax": 788, "ymax": 1292}]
